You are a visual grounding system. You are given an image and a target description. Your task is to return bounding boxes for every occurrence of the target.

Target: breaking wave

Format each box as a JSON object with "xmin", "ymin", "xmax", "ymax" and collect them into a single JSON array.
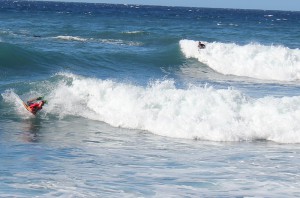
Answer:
[
  {"xmin": 3, "ymin": 72, "xmax": 300, "ymax": 143},
  {"xmin": 180, "ymin": 39, "xmax": 300, "ymax": 82}
]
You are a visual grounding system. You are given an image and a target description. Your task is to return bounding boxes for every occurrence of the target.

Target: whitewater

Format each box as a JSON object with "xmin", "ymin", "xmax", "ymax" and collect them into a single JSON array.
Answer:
[
  {"xmin": 3, "ymin": 72, "xmax": 300, "ymax": 143},
  {"xmin": 1, "ymin": 1, "xmax": 300, "ymax": 197},
  {"xmin": 180, "ymin": 39, "xmax": 300, "ymax": 82}
]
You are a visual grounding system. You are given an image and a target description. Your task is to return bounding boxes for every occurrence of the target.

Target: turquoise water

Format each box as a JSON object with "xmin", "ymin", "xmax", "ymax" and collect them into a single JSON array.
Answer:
[{"xmin": 1, "ymin": 1, "xmax": 300, "ymax": 197}]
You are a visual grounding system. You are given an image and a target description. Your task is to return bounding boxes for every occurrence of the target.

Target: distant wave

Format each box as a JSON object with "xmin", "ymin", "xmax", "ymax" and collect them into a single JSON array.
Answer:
[
  {"xmin": 180, "ymin": 39, "xmax": 300, "ymax": 82},
  {"xmin": 4, "ymin": 72, "xmax": 300, "ymax": 143},
  {"xmin": 53, "ymin": 35, "xmax": 142, "ymax": 46},
  {"xmin": 122, "ymin": 31, "xmax": 147, "ymax": 35},
  {"xmin": 54, "ymin": 35, "xmax": 88, "ymax": 42},
  {"xmin": 99, "ymin": 38, "xmax": 142, "ymax": 46}
]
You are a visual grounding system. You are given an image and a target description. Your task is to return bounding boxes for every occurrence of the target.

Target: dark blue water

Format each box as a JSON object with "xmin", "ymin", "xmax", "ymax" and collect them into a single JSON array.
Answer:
[{"xmin": 1, "ymin": 1, "xmax": 300, "ymax": 197}]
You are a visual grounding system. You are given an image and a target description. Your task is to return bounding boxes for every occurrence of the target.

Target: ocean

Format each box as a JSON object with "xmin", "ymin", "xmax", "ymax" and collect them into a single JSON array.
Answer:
[{"xmin": 1, "ymin": 1, "xmax": 300, "ymax": 197}]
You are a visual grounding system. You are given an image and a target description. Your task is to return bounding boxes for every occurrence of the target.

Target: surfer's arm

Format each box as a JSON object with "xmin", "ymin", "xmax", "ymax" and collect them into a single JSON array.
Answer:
[{"xmin": 27, "ymin": 96, "xmax": 43, "ymax": 103}]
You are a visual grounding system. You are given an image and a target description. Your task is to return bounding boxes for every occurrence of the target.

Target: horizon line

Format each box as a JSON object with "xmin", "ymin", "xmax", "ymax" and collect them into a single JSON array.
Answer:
[{"xmin": 16, "ymin": 0, "xmax": 300, "ymax": 12}]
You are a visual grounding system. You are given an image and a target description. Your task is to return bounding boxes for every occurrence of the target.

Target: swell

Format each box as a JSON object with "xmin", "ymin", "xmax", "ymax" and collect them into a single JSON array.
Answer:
[
  {"xmin": 0, "ymin": 41, "xmax": 106, "ymax": 79},
  {"xmin": 0, "ymin": 42, "xmax": 62, "ymax": 78},
  {"xmin": 0, "ymin": 42, "xmax": 39, "ymax": 70}
]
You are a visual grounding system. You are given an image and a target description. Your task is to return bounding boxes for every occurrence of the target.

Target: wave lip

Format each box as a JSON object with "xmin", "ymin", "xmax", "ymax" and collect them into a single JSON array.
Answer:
[{"xmin": 180, "ymin": 39, "xmax": 300, "ymax": 82}]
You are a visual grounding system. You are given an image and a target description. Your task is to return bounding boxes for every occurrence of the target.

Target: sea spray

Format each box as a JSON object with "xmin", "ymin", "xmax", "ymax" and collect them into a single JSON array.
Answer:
[{"xmin": 1, "ymin": 89, "xmax": 34, "ymax": 118}]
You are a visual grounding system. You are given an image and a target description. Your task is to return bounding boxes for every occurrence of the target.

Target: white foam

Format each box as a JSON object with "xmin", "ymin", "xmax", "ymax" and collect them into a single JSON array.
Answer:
[
  {"xmin": 54, "ymin": 35, "xmax": 88, "ymax": 42},
  {"xmin": 3, "ymin": 73, "xmax": 300, "ymax": 143},
  {"xmin": 122, "ymin": 31, "xmax": 145, "ymax": 34},
  {"xmin": 179, "ymin": 39, "xmax": 300, "ymax": 82},
  {"xmin": 39, "ymin": 73, "xmax": 300, "ymax": 143}
]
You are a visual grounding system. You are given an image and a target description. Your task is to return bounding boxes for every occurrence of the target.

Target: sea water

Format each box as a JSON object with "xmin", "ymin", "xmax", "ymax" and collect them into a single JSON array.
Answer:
[{"xmin": 1, "ymin": 1, "xmax": 300, "ymax": 197}]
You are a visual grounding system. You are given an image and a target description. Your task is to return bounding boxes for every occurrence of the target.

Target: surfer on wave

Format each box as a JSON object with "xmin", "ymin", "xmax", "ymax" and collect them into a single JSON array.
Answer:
[
  {"xmin": 26, "ymin": 97, "xmax": 47, "ymax": 115},
  {"xmin": 198, "ymin": 41, "xmax": 206, "ymax": 49}
]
